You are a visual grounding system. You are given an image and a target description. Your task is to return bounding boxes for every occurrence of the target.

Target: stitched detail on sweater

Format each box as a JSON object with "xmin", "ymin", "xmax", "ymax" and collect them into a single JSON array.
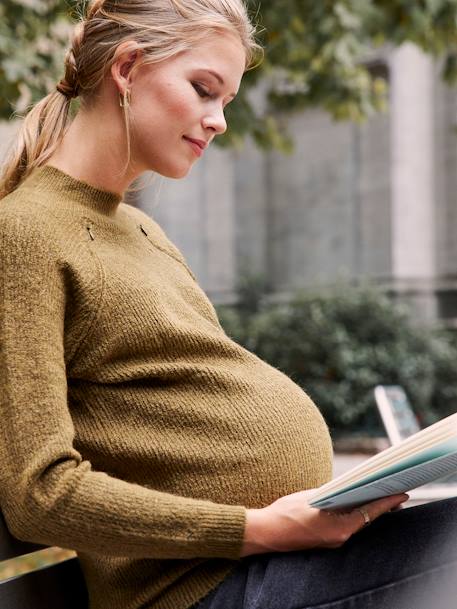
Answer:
[{"xmin": 65, "ymin": 217, "xmax": 107, "ymax": 367}]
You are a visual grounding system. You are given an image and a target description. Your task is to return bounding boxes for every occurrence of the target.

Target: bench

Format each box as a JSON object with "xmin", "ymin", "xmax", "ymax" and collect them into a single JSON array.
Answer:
[{"xmin": 0, "ymin": 512, "xmax": 88, "ymax": 608}]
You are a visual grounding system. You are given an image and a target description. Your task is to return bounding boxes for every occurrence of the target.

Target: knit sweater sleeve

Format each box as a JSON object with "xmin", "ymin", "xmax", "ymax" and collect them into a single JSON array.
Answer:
[{"xmin": 0, "ymin": 212, "xmax": 246, "ymax": 559}]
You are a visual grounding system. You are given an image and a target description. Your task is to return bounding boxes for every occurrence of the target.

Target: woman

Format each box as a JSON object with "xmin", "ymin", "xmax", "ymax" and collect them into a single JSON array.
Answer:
[{"xmin": 0, "ymin": 2, "xmax": 456, "ymax": 609}]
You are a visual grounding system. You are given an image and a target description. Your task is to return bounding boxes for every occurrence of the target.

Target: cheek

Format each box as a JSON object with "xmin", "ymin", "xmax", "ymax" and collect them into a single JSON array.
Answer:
[
  {"xmin": 152, "ymin": 82, "xmax": 196, "ymax": 128},
  {"xmin": 166, "ymin": 102, "xmax": 195, "ymax": 131}
]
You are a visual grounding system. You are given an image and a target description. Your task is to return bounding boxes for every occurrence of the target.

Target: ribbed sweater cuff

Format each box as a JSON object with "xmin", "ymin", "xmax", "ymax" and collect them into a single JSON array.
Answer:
[{"xmin": 194, "ymin": 503, "xmax": 247, "ymax": 559}]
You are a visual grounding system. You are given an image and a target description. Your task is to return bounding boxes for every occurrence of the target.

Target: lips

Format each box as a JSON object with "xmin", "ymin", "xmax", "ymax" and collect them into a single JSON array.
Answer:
[
  {"xmin": 183, "ymin": 136, "xmax": 207, "ymax": 150},
  {"xmin": 183, "ymin": 136, "xmax": 207, "ymax": 158}
]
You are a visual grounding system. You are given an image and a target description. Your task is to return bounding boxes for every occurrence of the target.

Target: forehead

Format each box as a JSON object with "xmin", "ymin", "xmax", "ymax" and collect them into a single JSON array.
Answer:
[{"xmin": 176, "ymin": 32, "xmax": 246, "ymax": 88}]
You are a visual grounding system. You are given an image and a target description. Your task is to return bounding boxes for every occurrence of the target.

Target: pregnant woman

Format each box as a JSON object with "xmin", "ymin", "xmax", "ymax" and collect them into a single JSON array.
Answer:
[{"xmin": 1, "ymin": 2, "xmax": 456, "ymax": 609}]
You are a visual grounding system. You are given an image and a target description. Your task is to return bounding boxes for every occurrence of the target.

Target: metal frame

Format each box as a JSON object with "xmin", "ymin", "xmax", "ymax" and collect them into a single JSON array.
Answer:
[{"xmin": 374, "ymin": 385, "xmax": 421, "ymax": 445}]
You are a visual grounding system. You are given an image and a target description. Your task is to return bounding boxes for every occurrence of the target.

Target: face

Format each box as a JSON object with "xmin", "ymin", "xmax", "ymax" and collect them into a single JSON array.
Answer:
[{"xmin": 125, "ymin": 31, "xmax": 246, "ymax": 178}]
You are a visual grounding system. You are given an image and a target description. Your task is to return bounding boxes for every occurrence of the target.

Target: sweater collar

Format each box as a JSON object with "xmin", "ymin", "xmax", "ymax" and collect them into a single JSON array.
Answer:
[{"xmin": 26, "ymin": 165, "xmax": 123, "ymax": 216}]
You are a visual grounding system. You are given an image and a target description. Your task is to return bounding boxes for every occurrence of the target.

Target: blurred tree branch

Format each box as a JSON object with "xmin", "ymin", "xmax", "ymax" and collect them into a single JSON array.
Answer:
[{"xmin": 1, "ymin": 0, "xmax": 457, "ymax": 152}]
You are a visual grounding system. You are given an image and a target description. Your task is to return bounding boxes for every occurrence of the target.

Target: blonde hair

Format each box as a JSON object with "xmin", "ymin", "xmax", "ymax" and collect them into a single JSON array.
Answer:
[{"xmin": 0, "ymin": 0, "xmax": 262, "ymax": 199}]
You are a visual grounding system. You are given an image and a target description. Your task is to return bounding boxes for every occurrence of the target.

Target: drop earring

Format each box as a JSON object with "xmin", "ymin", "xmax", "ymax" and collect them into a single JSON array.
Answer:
[{"xmin": 119, "ymin": 89, "xmax": 131, "ymax": 108}]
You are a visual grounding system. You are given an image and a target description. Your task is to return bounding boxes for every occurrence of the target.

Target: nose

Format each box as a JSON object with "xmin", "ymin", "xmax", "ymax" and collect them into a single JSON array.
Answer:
[{"xmin": 202, "ymin": 106, "xmax": 227, "ymax": 135}]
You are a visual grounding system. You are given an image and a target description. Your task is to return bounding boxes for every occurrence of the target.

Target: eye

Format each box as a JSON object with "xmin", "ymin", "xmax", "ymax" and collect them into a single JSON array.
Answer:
[{"xmin": 192, "ymin": 82, "xmax": 212, "ymax": 98}]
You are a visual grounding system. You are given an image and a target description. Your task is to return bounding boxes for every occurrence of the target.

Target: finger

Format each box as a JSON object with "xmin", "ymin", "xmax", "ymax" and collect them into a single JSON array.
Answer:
[
  {"xmin": 364, "ymin": 493, "xmax": 410, "ymax": 517},
  {"xmin": 331, "ymin": 493, "xmax": 408, "ymax": 517},
  {"xmin": 346, "ymin": 493, "xmax": 409, "ymax": 531}
]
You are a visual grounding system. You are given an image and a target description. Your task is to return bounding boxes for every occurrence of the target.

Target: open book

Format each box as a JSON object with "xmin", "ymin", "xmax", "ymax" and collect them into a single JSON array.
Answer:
[{"xmin": 309, "ymin": 412, "xmax": 457, "ymax": 510}]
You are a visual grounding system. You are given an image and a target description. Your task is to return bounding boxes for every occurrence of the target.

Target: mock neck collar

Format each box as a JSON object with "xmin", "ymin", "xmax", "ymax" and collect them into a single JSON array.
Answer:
[{"xmin": 25, "ymin": 165, "xmax": 123, "ymax": 216}]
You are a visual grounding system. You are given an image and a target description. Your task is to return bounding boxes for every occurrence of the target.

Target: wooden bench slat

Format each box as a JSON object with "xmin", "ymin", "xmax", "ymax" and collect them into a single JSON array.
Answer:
[
  {"xmin": 0, "ymin": 557, "xmax": 88, "ymax": 609},
  {"xmin": 1, "ymin": 512, "xmax": 89, "ymax": 608}
]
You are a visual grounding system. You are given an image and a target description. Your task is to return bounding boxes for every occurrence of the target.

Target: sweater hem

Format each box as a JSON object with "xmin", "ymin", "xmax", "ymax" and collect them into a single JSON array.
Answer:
[{"xmin": 149, "ymin": 562, "xmax": 238, "ymax": 609}]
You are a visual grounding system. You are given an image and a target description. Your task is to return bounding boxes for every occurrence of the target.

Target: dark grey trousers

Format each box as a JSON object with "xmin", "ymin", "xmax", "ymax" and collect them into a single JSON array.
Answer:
[{"xmin": 191, "ymin": 497, "xmax": 457, "ymax": 609}]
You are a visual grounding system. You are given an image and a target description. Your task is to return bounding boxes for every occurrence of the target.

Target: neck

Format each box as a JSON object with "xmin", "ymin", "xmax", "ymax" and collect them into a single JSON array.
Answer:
[{"xmin": 47, "ymin": 99, "xmax": 145, "ymax": 197}]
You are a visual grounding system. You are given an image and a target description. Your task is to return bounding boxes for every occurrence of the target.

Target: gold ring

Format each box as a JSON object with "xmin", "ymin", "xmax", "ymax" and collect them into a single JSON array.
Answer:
[{"xmin": 357, "ymin": 507, "xmax": 371, "ymax": 527}]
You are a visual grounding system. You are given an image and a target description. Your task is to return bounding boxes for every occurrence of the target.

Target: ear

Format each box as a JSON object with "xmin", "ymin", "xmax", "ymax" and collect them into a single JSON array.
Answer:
[{"xmin": 111, "ymin": 41, "xmax": 143, "ymax": 95}]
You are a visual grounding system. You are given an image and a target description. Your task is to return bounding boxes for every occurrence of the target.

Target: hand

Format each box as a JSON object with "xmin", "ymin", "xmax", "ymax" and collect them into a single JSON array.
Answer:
[{"xmin": 240, "ymin": 490, "xmax": 409, "ymax": 557}]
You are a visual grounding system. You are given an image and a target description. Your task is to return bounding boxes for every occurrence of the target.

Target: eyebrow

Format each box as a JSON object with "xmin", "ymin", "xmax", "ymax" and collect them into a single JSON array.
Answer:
[{"xmin": 200, "ymin": 69, "xmax": 238, "ymax": 99}]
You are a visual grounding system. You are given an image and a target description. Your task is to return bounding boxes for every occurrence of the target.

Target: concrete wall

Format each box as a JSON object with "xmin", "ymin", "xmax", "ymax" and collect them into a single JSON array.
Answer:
[
  {"xmin": 265, "ymin": 105, "xmax": 391, "ymax": 295},
  {"xmin": 434, "ymin": 60, "xmax": 457, "ymax": 321},
  {"xmin": 267, "ymin": 109, "xmax": 356, "ymax": 292},
  {"xmin": 358, "ymin": 109, "xmax": 392, "ymax": 279},
  {"xmin": 233, "ymin": 137, "xmax": 268, "ymax": 283}
]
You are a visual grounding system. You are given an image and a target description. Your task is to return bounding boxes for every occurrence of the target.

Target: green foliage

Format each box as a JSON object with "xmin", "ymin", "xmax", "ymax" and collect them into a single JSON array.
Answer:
[
  {"xmin": 239, "ymin": 0, "xmax": 457, "ymax": 147},
  {"xmin": 1, "ymin": 1, "xmax": 457, "ymax": 150},
  {"xmin": 0, "ymin": 0, "xmax": 79, "ymax": 117},
  {"xmin": 217, "ymin": 282, "xmax": 457, "ymax": 435}
]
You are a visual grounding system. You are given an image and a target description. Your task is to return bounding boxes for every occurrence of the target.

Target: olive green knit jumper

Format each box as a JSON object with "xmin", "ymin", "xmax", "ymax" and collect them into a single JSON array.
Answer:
[{"xmin": 0, "ymin": 165, "xmax": 333, "ymax": 609}]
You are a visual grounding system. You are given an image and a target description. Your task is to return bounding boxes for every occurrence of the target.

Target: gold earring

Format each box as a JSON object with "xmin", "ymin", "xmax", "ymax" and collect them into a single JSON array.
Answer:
[{"xmin": 119, "ymin": 89, "xmax": 131, "ymax": 108}]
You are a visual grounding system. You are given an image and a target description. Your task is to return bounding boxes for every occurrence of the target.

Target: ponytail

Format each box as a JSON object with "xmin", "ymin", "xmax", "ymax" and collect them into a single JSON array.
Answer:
[
  {"xmin": 0, "ymin": 26, "xmax": 82, "ymax": 200},
  {"xmin": 0, "ymin": 92, "xmax": 73, "ymax": 199}
]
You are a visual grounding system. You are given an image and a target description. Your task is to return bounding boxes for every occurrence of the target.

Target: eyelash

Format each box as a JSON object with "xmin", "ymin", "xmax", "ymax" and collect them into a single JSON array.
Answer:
[
  {"xmin": 192, "ymin": 81, "xmax": 231, "ymax": 108},
  {"xmin": 192, "ymin": 82, "xmax": 212, "ymax": 98}
]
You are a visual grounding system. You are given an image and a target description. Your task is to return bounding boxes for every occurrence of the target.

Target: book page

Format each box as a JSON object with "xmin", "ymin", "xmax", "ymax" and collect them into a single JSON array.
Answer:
[
  {"xmin": 310, "ymin": 413, "xmax": 457, "ymax": 503},
  {"xmin": 313, "ymin": 436, "xmax": 457, "ymax": 502},
  {"xmin": 311, "ymin": 451, "xmax": 457, "ymax": 509}
]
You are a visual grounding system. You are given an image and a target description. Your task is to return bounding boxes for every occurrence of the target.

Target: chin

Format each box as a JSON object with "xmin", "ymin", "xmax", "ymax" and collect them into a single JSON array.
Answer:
[{"xmin": 153, "ymin": 163, "xmax": 193, "ymax": 179}]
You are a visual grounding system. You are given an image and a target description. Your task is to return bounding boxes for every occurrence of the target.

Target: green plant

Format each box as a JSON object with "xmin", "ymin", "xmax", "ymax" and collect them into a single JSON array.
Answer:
[{"xmin": 217, "ymin": 282, "xmax": 457, "ymax": 435}]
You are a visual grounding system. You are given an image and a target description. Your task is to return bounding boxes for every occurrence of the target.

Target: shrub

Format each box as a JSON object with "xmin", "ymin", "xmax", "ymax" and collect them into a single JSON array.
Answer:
[{"xmin": 217, "ymin": 282, "xmax": 457, "ymax": 435}]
